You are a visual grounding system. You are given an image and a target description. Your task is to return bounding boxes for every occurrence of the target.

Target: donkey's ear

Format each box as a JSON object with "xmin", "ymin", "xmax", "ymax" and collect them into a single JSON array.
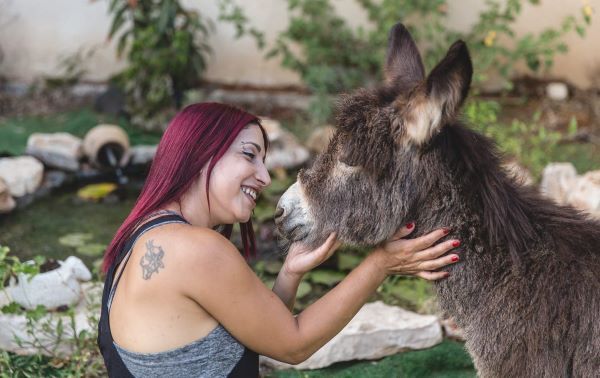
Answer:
[
  {"xmin": 425, "ymin": 40, "xmax": 472, "ymax": 113},
  {"xmin": 403, "ymin": 41, "xmax": 472, "ymax": 145},
  {"xmin": 385, "ymin": 23, "xmax": 425, "ymax": 89}
]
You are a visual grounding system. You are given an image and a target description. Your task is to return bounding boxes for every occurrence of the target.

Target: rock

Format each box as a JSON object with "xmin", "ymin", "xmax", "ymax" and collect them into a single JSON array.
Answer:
[
  {"xmin": 565, "ymin": 170, "xmax": 600, "ymax": 218},
  {"xmin": 26, "ymin": 132, "xmax": 83, "ymax": 171},
  {"xmin": 260, "ymin": 117, "xmax": 310, "ymax": 171},
  {"xmin": 6, "ymin": 256, "xmax": 92, "ymax": 311},
  {"xmin": 130, "ymin": 145, "xmax": 158, "ymax": 165},
  {"xmin": 441, "ymin": 318, "xmax": 465, "ymax": 341},
  {"xmin": 0, "ymin": 177, "xmax": 16, "ymax": 213},
  {"xmin": 546, "ymin": 82, "xmax": 569, "ymax": 101},
  {"xmin": 0, "ymin": 156, "xmax": 44, "ymax": 197},
  {"xmin": 260, "ymin": 301, "xmax": 442, "ymax": 370},
  {"xmin": 540, "ymin": 163, "xmax": 578, "ymax": 205},
  {"xmin": 306, "ymin": 126, "xmax": 336, "ymax": 155},
  {"xmin": 540, "ymin": 164, "xmax": 600, "ymax": 219},
  {"xmin": 83, "ymin": 124, "xmax": 130, "ymax": 169},
  {"xmin": 504, "ymin": 160, "xmax": 534, "ymax": 186},
  {"xmin": 0, "ymin": 281, "xmax": 102, "ymax": 356}
]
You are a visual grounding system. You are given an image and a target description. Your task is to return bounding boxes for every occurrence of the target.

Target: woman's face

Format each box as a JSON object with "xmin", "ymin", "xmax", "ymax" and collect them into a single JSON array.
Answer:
[{"xmin": 207, "ymin": 123, "xmax": 271, "ymax": 225}]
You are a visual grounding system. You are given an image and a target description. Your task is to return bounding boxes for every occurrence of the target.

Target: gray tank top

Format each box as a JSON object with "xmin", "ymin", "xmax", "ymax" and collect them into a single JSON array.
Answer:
[{"xmin": 107, "ymin": 217, "xmax": 245, "ymax": 378}]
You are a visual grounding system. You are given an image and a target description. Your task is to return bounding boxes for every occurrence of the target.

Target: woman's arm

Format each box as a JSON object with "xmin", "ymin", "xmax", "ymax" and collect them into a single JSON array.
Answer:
[
  {"xmin": 272, "ymin": 235, "xmax": 341, "ymax": 311},
  {"xmin": 177, "ymin": 225, "xmax": 458, "ymax": 364},
  {"xmin": 271, "ymin": 268, "xmax": 302, "ymax": 311}
]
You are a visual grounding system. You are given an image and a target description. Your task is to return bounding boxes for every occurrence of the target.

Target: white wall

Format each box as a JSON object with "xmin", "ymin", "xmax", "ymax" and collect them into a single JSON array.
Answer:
[{"xmin": 0, "ymin": 0, "xmax": 599, "ymax": 88}]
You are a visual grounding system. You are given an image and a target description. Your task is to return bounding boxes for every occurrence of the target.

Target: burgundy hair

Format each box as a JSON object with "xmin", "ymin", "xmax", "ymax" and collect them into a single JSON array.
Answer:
[{"xmin": 102, "ymin": 102, "xmax": 268, "ymax": 273}]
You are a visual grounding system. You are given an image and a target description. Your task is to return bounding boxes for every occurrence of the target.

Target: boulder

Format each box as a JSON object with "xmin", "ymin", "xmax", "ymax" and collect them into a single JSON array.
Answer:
[
  {"xmin": 306, "ymin": 126, "xmax": 336, "ymax": 155},
  {"xmin": 441, "ymin": 317, "xmax": 465, "ymax": 341},
  {"xmin": 6, "ymin": 256, "xmax": 92, "ymax": 311},
  {"xmin": 261, "ymin": 117, "xmax": 309, "ymax": 171},
  {"xmin": 0, "ymin": 156, "xmax": 44, "ymax": 197},
  {"xmin": 503, "ymin": 160, "xmax": 534, "ymax": 186},
  {"xmin": 130, "ymin": 145, "xmax": 158, "ymax": 165},
  {"xmin": 565, "ymin": 170, "xmax": 600, "ymax": 218},
  {"xmin": 0, "ymin": 282, "xmax": 101, "ymax": 356},
  {"xmin": 260, "ymin": 301, "xmax": 442, "ymax": 370},
  {"xmin": 0, "ymin": 177, "xmax": 16, "ymax": 213},
  {"xmin": 539, "ymin": 163, "xmax": 578, "ymax": 204},
  {"xmin": 26, "ymin": 132, "xmax": 83, "ymax": 171}
]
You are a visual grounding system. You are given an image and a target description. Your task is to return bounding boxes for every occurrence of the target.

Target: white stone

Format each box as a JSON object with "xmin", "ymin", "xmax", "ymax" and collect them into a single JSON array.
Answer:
[
  {"xmin": 261, "ymin": 117, "xmax": 309, "ymax": 170},
  {"xmin": 130, "ymin": 145, "xmax": 158, "ymax": 165},
  {"xmin": 540, "ymin": 162, "xmax": 578, "ymax": 205},
  {"xmin": 0, "ymin": 177, "xmax": 16, "ymax": 213},
  {"xmin": 260, "ymin": 301, "xmax": 442, "ymax": 370},
  {"xmin": 306, "ymin": 125, "xmax": 336, "ymax": 155},
  {"xmin": 546, "ymin": 82, "xmax": 569, "ymax": 101},
  {"xmin": 565, "ymin": 170, "xmax": 600, "ymax": 218},
  {"xmin": 0, "ymin": 282, "xmax": 101, "ymax": 356},
  {"xmin": 0, "ymin": 156, "xmax": 44, "ymax": 197},
  {"xmin": 26, "ymin": 132, "xmax": 83, "ymax": 171},
  {"xmin": 503, "ymin": 160, "xmax": 534, "ymax": 186},
  {"xmin": 7, "ymin": 256, "xmax": 92, "ymax": 311},
  {"xmin": 441, "ymin": 317, "xmax": 465, "ymax": 341}
]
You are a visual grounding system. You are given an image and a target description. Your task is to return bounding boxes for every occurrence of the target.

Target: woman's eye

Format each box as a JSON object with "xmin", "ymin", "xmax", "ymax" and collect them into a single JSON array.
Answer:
[{"xmin": 243, "ymin": 151, "xmax": 256, "ymax": 160}]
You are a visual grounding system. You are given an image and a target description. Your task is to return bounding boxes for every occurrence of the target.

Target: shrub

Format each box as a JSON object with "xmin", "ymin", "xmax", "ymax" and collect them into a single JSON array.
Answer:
[
  {"xmin": 107, "ymin": 0, "xmax": 213, "ymax": 126},
  {"xmin": 265, "ymin": 0, "xmax": 592, "ymax": 123}
]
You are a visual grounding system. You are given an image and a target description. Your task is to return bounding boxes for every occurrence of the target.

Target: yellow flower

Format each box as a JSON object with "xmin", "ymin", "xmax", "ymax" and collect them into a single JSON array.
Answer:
[
  {"xmin": 583, "ymin": 4, "xmax": 593, "ymax": 17},
  {"xmin": 484, "ymin": 31, "xmax": 497, "ymax": 47}
]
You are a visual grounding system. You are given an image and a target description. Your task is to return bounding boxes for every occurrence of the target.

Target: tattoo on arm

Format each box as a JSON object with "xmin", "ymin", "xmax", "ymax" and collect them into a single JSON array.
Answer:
[{"xmin": 140, "ymin": 239, "xmax": 165, "ymax": 280}]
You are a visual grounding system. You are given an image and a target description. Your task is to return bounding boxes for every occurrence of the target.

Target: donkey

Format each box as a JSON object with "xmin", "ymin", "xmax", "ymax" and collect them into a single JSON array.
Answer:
[{"xmin": 275, "ymin": 23, "xmax": 600, "ymax": 377}]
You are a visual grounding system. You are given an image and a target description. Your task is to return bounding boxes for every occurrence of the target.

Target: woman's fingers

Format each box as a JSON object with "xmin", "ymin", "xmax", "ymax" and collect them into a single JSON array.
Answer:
[
  {"xmin": 384, "ymin": 222, "xmax": 416, "ymax": 250},
  {"xmin": 405, "ymin": 227, "xmax": 450, "ymax": 251},
  {"xmin": 414, "ymin": 239, "xmax": 460, "ymax": 261},
  {"xmin": 416, "ymin": 270, "xmax": 449, "ymax": 281},
  {"xmin": 418, "ymin": 253, "xmax": 459, "ymax": 271},
  {"xmin": 315, "ymin": 232, "xmax": 339, "ymax": 260},
  {"xmin": 392, "ymin": 222, "xmax": 416, "ymax": 240}
]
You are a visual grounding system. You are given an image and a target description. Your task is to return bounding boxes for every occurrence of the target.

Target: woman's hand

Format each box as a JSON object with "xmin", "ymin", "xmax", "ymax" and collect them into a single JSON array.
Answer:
[
  {"xmin": 369, "ymin": 223, "xmax": 460, "ymax": 281},
  {"xmin": 283, "ymin": 233, "xmax": 341, "ymax": 278}
]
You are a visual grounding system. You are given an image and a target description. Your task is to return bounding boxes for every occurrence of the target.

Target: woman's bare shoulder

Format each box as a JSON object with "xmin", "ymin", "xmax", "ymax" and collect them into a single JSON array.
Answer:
[{"xmin": 152, "ymin": 224, "xmax": 244, "ymax": 269}]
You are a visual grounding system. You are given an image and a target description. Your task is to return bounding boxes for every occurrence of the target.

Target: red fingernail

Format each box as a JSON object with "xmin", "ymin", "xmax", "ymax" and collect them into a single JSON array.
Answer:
[
  {"xmin": 445, "ymin": 272, "xmax": 451, "ymax": 277},
  {"xmin": 406, "ymin": 222, "xmax": 414, "ymax": 229},
  {"xmin": 451, "ymin": 255, "xmax": 459, "ymax": 262},
  {"xmin": 452, "ymin": 240, "xmax": 460, "ymax": 247},
  {"xmin": 443, "ymin": 227, "xmax": 451, "ymax": 235}
]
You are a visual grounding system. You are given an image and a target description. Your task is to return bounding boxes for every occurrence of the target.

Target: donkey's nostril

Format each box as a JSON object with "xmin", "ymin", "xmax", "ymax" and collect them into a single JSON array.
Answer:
[{"xmin": 274, "ymin": 206, "xmax": 284, "ymax": 219}]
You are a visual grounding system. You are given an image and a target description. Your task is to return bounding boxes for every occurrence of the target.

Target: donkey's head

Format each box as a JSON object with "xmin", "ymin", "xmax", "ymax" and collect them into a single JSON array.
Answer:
[{"xmin": 276, "ymin": 23, "xmax": 473, "ymax": 248}]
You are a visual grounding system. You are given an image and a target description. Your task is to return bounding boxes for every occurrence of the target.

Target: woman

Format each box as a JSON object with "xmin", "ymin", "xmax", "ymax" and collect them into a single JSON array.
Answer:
[{"xmin": 98, "ymin": 103, "xmax": 460, "ymax": 377}]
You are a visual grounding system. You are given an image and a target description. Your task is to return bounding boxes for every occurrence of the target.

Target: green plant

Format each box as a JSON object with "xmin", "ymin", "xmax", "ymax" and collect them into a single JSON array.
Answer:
[
  {"xmin": 464, "ymin": 99, "xmax": 584, "ymax": 179},
  {"xmin": 263, "ymin": 0, "xmax": 592, "ymax": 123},
  {"xmin": 44, "ymin": 46, "xmax": 97, "ymax": 89},
  {"xmin": 107, "ymin": 0, "xmax": 213, "ymax": 124},
  {"xmin": 0, "ymin": 246, "xmax": 105, "ymax": 377}
]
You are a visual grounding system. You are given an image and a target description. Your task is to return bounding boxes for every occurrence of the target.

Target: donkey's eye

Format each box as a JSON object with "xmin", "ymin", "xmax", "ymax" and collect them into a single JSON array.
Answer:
[{"xmin": 337, "ymin": 160, "xmax": 362, "ymax": 173}]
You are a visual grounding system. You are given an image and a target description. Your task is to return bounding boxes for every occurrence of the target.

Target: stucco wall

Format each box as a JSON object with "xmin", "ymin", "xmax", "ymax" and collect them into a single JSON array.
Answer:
[{"xmin": 0, "ymin": 0, "xmax": 598, "ymax": 88}]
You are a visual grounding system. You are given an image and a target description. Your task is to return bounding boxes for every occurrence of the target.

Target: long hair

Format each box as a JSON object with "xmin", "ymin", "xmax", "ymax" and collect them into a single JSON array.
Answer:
[{"xmin": 102, "ymin": 102, "xmax": 268, "ymax": 273}]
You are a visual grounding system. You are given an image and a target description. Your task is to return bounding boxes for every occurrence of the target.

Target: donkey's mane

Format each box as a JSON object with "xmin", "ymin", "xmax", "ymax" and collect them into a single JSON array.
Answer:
[{"xmin": 431, "ymin": 122, "xmax": 600, "ymax": 270}]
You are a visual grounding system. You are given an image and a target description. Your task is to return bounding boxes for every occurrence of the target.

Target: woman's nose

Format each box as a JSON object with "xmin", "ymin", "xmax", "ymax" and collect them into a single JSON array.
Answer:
[{"xmin": 257, "ymin": 163, "xmax": 271, "ymax": 187}]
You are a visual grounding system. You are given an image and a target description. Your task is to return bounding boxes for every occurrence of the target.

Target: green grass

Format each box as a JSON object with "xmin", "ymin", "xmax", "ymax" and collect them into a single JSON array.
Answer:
[
  {"xmin": 0, "ymin": 108, "xmax": 161, "ymax": 155},
  {"xmin": 0, "ymin": 186, "xmax": 138, "ymax": 268},
  {"xmin": 268, "ymin": 340, "xmax": 476, "ymax": 378}
]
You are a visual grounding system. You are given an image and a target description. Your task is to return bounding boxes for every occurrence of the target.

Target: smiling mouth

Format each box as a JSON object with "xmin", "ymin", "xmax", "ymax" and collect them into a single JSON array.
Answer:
[{"xmin": 241, "ymin": 186, "xmax": 258, "ymax": 202}]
